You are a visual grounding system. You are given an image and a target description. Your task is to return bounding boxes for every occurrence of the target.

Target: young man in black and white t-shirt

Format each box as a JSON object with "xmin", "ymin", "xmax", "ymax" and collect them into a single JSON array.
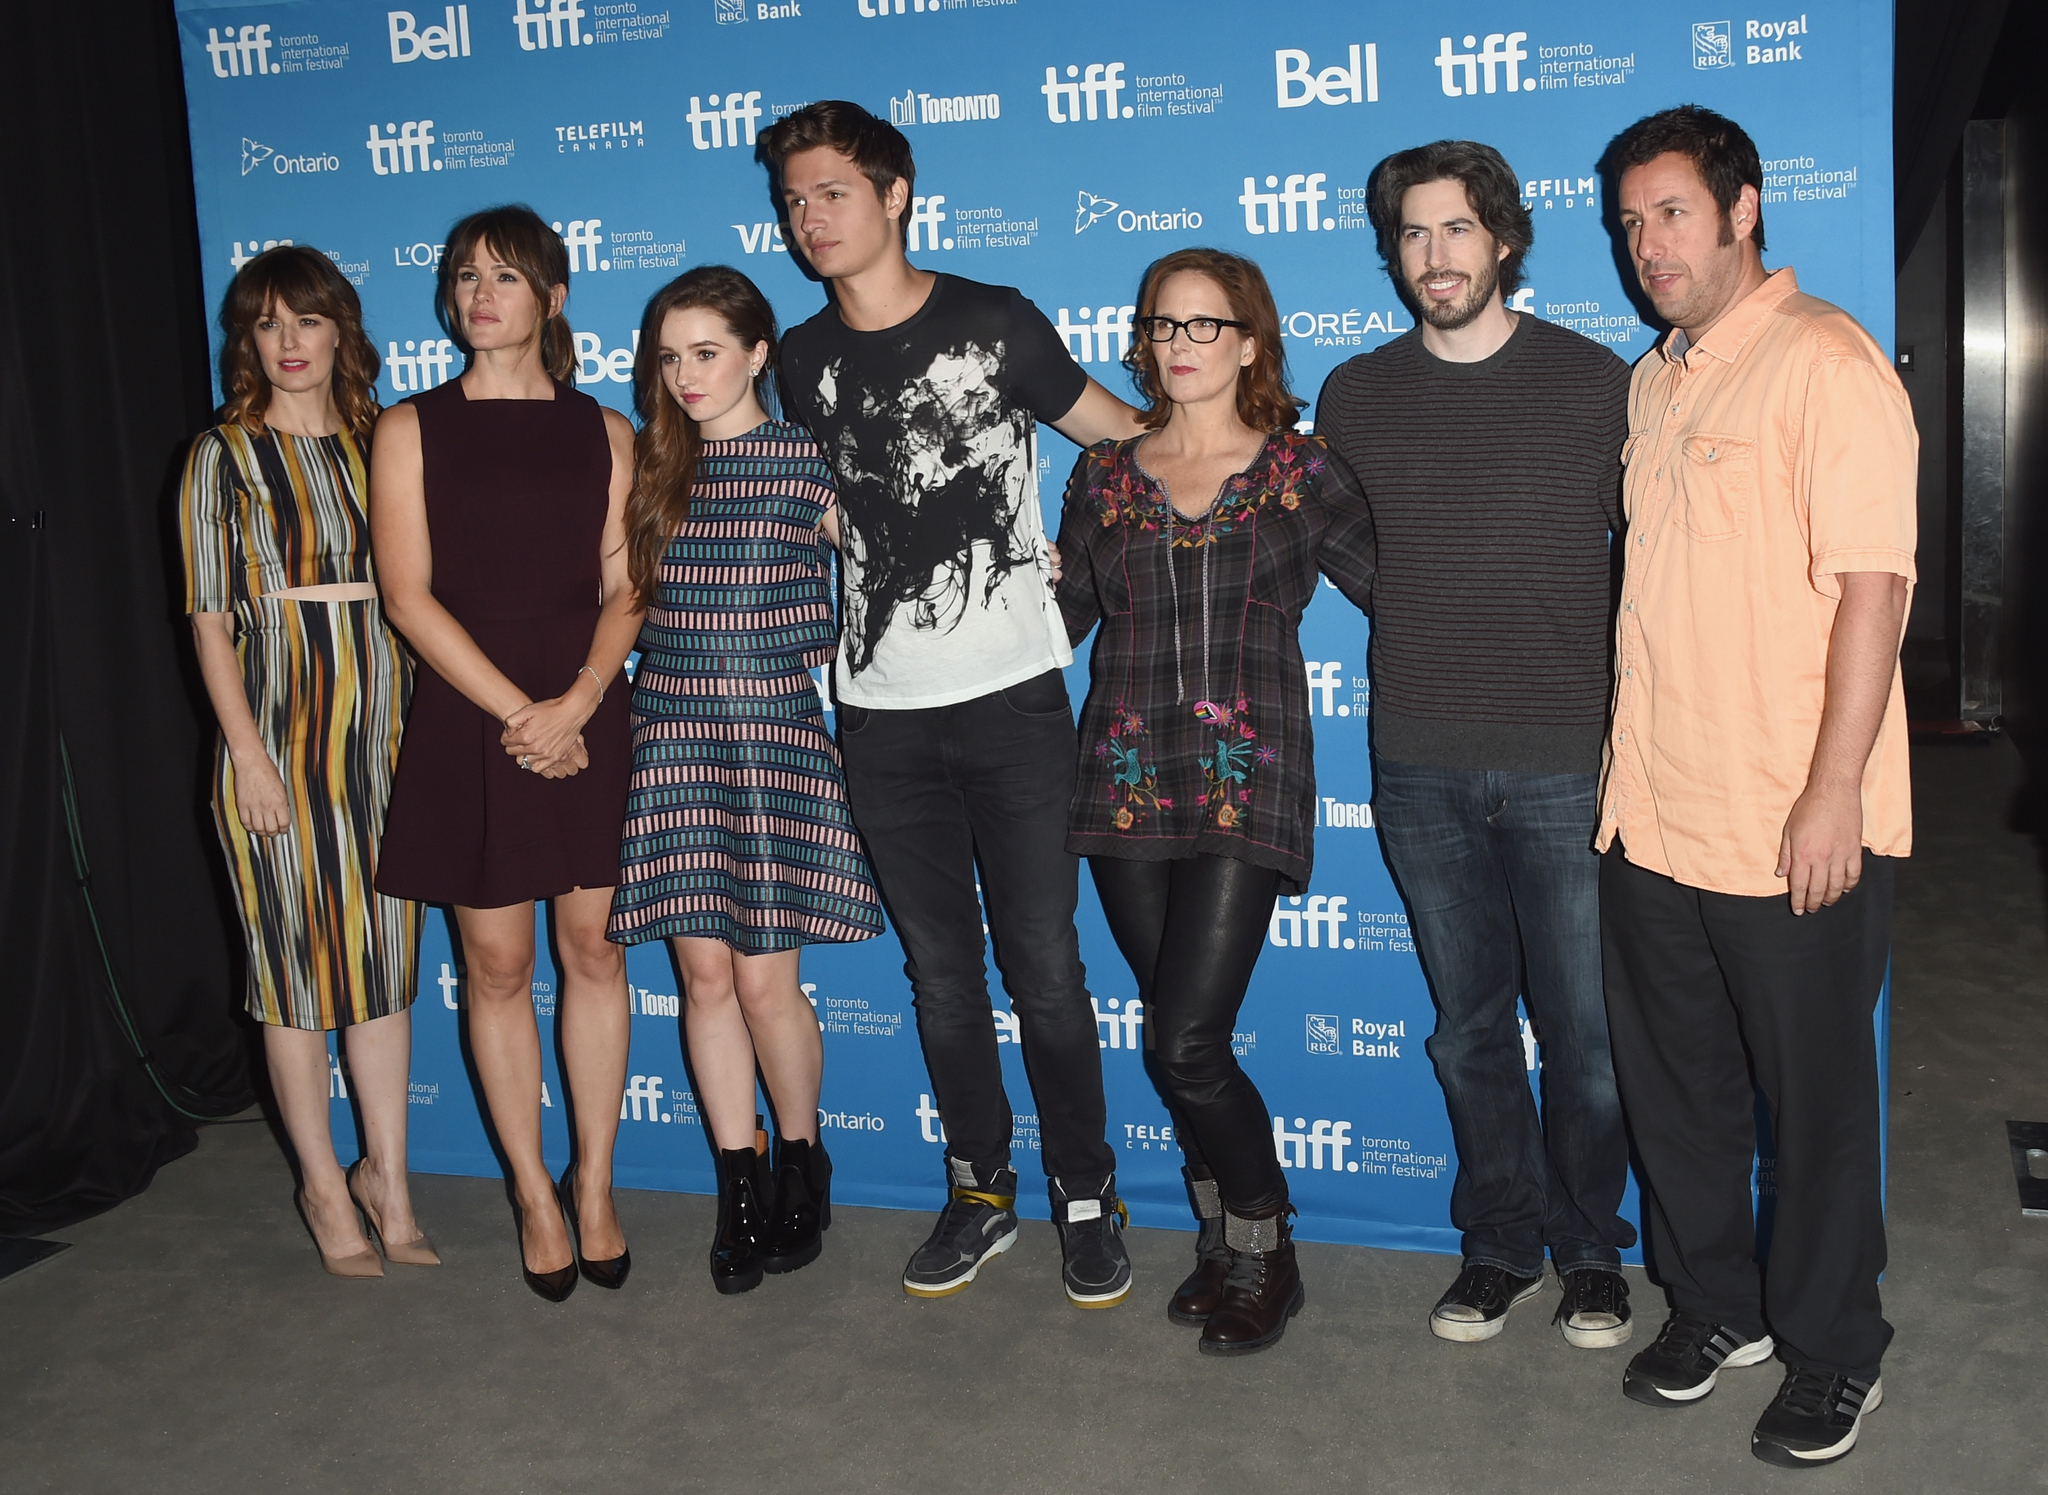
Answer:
[{"xmin": 760, "ymin": 101, "xmax": 1145, "ymax": 1307}]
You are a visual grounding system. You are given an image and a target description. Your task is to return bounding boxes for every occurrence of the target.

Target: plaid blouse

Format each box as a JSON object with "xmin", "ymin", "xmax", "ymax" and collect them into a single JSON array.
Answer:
[{"xmin": 1055, "ymin": 432, "xmax": 1376, "ymax": 894}]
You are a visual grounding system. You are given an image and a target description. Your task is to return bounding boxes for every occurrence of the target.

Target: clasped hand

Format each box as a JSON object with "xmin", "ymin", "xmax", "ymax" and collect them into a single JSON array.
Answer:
[{"xmin": 502, "ymin": 679, "xmax": 597, "ymax": 778}]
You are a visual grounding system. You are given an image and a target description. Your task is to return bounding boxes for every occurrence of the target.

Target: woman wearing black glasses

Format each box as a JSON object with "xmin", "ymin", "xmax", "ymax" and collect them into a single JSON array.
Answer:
[{"xmin": 1054, "ymin": 248, "xmax": 1376, "ymax": 1356}]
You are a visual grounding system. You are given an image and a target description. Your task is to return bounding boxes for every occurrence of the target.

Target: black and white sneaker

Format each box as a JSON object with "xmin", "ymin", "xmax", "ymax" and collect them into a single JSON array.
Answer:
[
  {"xmin": 1622, "ymin": 1310, "xmax": 1776, "ymax": 1406},
  {"xmin": 1428, "ymin": 1262, "xmax": 1544, "ymax": 1342},
  {"xmin": 1050, "ymin": 1176, "xmax": 1131, "ymax": 1309},
  {"xmin": 1751, "ymin": 1367, "xmax": 1882, "ymax": 1467},
  {"xmin": 1554, "ymin": 1266, "xmax": 1633, "ymax": 1349},
  {"xmin": 901, "ymin": 1159, "xmax": 1019, "ymax": 1299}
]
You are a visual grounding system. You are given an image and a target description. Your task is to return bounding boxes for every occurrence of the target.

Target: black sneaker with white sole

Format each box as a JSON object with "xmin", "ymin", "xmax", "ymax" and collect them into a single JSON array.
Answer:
[
  {"xmin": 1428, "ymin": 1262, "xmax": 1544, "ymax": 1342},
  {"xmin": 1049, "ymin": 1175, "xmax": 1131, "ymax": 1308},
  {"xmin": 1751, "ymin": 1367, "xmax": 1882, "ymax": 1468},
  {"xmin": 1554, "ymin": 1266, "xmax": 1633, "ymax": 1349},
  {"xmin": 1622, "ymin": 1310, "xmax": 1775, "ymax": 1406},
  {"xmin": 902, "ymin": 1159, "xmax": 1019, "ymax": 1299}
]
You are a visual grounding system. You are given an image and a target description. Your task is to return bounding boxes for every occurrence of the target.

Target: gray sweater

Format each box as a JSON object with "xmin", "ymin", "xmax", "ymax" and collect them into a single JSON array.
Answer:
[{"xmin": 1313, "ymin": 313, "xmax": 1630, "ymax": 775}]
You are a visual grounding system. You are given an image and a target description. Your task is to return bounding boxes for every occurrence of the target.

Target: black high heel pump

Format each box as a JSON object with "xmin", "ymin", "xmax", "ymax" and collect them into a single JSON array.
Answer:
[
  {"xmin": 557, "ymin": 1161, "xmax": 632, "ymax": 1290},
  {"xmin": 509, "ymin": 1187, "xmax": 577, "ymax": 1303}
]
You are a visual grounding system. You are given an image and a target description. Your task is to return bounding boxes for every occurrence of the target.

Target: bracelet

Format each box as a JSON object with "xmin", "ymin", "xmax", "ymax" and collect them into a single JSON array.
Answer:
[{"xmin": 578, "ymin": 665, "xmax": 604, "ymax": 702}]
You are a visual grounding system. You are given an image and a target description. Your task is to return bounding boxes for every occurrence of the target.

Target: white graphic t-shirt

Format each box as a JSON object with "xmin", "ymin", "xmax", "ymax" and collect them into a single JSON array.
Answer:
[{"xmin": 779, "ymin": 275, "xmax": 1089, "ymax": 709}]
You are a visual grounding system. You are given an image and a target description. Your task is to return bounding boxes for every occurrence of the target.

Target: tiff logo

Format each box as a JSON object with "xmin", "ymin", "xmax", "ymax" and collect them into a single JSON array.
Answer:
[
  {"xmin": 1053, "ymin": 304, "xmax": 1135, "ymax": 364},
  {"xmin": 906, "ymin": 194, "xmax": 949, "ymax": 252},
  {"xmin": 621, "ymin": 1074, "xmax": 667, "ymax": 1120},
  {"xmin": 916, "ymin": 1093, "xmax": 948, "ymax": 1143},
  {"xmin": 550, "ymin": 218, "xmax": 607, "ymax": 272},
  {"xmin": 1240, "ymin": 173, "xmax": 1330, "ymax": 235},
  {"xmin": 1269, "ymin": 894, "xmax": 1350, "ymax": 949},
  {"xmin": 1091, "ymin": 996, "xmax": 1145, "ymax": 1050},
  {"xmin": 514, "ymin": 0, "xmax": 590, "ymax": 50},
  {"xmin": 1042, "ymin": 63, "xmax": 1130, "ymax": 123},
  {"xmin": 1436, "ymin": 32, "xmax": 1534, "ymax": 96},
  {"xmin": 687, "ymin": 92, "xmax": 764, "ymax": 150},
  {"xmin": 230, "ymin": 238, "xmax": 293, "ymax": 270},
  {"xmin": 387, "ymin": 338, "xmax": 458, "ymax": 392},
  {"xmin": 1274, "ymin": 44, "xmax": 1377, "ymax": 107},
  {"xmin": 1273, "ymin": 1116, "xmax": 1354, "ymax": 1170},
  {"xmin": 389, "ymin": 7, "xmax": 471, "ymax": 61},
  {"xmin": 204, "ymin": 24, "xmax": 276, "ymax": 77},
  {"xmin": 1304, "ymin": 659, "xmax": 1343, "ymax": 715},
  {"xmin": 861, "ymin": 0, "xmax": 945, "ymax": 14},
  {"xmin": 732, "ymin": 221, "xmax": 788, "ymax": 253},
  {"xmin": 366, "ymin": 120, "xmax": 438, "ymax": 175},
  {"xmin": 437, "ymin": 961, "xmax": 459, "ymax": 1009}
]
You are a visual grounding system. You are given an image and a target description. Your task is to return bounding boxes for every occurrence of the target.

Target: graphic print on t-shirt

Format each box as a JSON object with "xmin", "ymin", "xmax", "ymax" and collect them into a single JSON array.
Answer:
[{"xmin": 814, "ymin": 340, "xmax": 1036, "ymax": 676}]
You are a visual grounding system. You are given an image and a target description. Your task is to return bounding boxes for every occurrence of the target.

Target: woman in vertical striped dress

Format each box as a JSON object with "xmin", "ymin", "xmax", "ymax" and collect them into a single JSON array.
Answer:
[
  {"xmin": 179, "ymin": 246, "xmax": 430, "ymax": 1278},
  {"xmin": 609, "ymin": 268, "xmax": 884, "ymax": 1293}
]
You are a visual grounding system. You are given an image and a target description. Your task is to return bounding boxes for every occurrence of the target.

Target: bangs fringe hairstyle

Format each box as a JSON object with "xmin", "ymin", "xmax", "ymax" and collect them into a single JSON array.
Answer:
[
  {"xmin": 1124, "ymin": 248, "xmax": 1300, "ymax": 434},
  {"xmin": 440, "ymin": 204, "xmax": 576, "ymax": 382},
  {"xmin": 625, "ymin": 266, "xmax": 780, "ymax": 606},
  {"xmin": 218, "ymin": 244, "xmax": 382, "ymax": 445}
]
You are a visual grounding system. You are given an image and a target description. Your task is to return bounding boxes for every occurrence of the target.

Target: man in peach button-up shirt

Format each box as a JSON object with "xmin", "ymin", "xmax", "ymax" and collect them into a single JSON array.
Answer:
[{"xmin": 1595, "ymin": 107, "xmax": 1914, "ymax": 1472}]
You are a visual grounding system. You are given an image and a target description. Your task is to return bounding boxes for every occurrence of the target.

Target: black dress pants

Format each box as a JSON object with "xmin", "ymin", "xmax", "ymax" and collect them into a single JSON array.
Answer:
[
  {"xmin": 1601, "ymin": 847, "xmax": 1894, "ymax": 1379},
  {"xmin": 1089, "ymin": 853, "xmax": 1288, "ymax": 1217},
  {"xmin": 837, "ymin": 671, "xmax": 1114, "ymax": 1188}
]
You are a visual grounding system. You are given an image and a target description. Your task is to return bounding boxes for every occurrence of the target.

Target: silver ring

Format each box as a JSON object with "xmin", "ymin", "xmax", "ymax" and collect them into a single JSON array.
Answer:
[{"xmin": 519, "ymin": 756, "xmax": 530, "ymax": 770}]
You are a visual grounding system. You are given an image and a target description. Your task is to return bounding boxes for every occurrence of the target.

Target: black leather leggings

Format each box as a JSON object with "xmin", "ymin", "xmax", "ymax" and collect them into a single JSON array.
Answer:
[{"xmin": 1089, "ymin": 853, "xmax": 1288, "ymax": 1217}]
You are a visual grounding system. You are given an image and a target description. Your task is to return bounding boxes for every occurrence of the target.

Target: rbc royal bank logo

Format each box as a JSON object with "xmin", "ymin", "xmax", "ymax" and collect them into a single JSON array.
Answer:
[
  {"xmin": 1306, "ymin": 1014, "xmax": 1341, "ymax": 1056},
  {"xmin": 388, "ymin": 7, "xmax": 471, "ymax": 61},
  {"xmin": 1043, "ymin": 63, "xmax": 1130, "ymax": 122},
  {"xmin": 1692, "ymin": 21, "xmax": 1732, "ymax": 68},
  {"xmin": 1435, "ymin": 32, "xmax": 1535, "ymax": 95}
]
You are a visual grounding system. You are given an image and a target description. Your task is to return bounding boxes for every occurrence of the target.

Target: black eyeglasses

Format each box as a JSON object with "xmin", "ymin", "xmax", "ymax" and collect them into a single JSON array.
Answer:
[{"xmin": 1136, "ymin": 315, "xmax": 1250, "ymax": 344}]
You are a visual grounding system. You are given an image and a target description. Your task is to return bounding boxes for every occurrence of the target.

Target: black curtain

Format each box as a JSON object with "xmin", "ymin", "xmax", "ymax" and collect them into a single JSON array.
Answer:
[
  {"xmin": 0, "ymin": 0, "xmax": 253, "ymax": 1234},
  {"xmin": 1893, "ymin": 0, "xmax": 2010, "ymax": 266}
]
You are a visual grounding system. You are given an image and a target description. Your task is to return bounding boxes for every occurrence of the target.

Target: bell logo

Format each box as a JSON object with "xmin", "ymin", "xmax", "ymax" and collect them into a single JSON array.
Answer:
[
  {"xmin": 389, "ymin": 7, "xmax": 471, "ymax": 62},
  {"xmin": 1053, "ymin": 304, "xmax": 1135, "ymax": 365},
  {"xmin": 686, "ymin": 91, "xmax": 764, "ymax": 150},
  {"xmin": 1042, "ymin": 63, "xmax": 1130, "ymax": 122},
  {"xmin": 621, "ymin": 1074, "xmax": 669, "ymax": 1121},
  {"xmin": 365, "ymin": 121, "xmax": 439, "ymax": 175},
  {"xmin": 550, "ymin": 218, "xmax": 608, "ymax": 273},
  {"xmin": 1274, "ymin": 44, "xmax": 1378, "ymax": 107},
  {"xmin": 1435, "ymin": 32, "xmax": 1535, "ymax": 96},
  {"xmin": 1239, "ymin": 173, "xmax": 1331, "ymax": 235},
  {"xmin": 1270, "ymin": 894, "xmax": 1352, "ymax": 949},
  {"xmin": 513, "ymin": 0, "xmax": 590, "ymax": 49},
  {"xmin": 204, "ymin": 25, "xmax": 277, "ymax": 78}
]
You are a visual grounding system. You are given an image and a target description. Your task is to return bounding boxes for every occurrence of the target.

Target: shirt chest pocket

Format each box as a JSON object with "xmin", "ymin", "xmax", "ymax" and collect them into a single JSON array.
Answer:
[{"xmin": 1675, "ymin": 432, "xmax": 1754, "ymax": 542}]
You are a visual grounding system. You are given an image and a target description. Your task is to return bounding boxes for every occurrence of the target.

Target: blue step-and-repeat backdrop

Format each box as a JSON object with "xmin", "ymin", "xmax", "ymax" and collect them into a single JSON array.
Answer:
[{"xmin": 175, "ymin": 0, "xmax": 1894, "ymax": 1251}]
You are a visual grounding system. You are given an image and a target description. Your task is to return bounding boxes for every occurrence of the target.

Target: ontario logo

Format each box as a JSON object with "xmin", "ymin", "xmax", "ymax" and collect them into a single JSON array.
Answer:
[
  {"xmin": 241, "ymin": 138, "xmax": 341, "ymax": 177},
  {"xmin": 1074, "ymin": 190, "xmax": 1203, "ymax": 236}
]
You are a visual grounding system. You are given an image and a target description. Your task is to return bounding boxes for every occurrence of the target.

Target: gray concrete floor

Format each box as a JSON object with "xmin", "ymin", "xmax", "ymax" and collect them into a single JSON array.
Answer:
[{"xmin": 5, "ymin": 740, "xmax": 2046, "ymax": 1494}]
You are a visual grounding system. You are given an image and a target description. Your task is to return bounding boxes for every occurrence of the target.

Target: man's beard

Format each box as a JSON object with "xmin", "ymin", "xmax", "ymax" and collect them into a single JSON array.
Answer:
[{"xmin": 1409, "ymin": 257, "xmax": 1501, "ymax": 331}]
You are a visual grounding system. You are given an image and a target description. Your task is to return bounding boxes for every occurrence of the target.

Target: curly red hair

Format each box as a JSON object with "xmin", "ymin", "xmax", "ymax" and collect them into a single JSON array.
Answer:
[{"xmin": 1124, "ymin": 248, "xmax": 1302, "ymax": 434}]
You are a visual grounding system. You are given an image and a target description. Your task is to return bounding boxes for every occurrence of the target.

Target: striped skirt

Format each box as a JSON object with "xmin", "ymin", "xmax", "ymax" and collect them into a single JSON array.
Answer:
[
  {"xmin": 608, "ymin": 667, "xmax": 885, "ymax": 953},
  {"xmin": 214, "ymin": 596, "xmax": 420, "ymax": 1028}
]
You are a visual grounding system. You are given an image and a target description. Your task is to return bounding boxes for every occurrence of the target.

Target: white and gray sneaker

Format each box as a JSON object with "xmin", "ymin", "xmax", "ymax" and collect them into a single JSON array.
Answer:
[
  {"xmin": 1050, "ymin": 1175, "xmax": 1132, "ymax": 1309},
  {"xmin": 1751, "ymin": 1367, "xmax": 1882, "ymax": 1467},
  {"xmin": 1623, "ymin": 1310, "xmax": 1776, "ymax": 1406},
  {"xmin": 902, "ymin": 1159, "xmax": 1019, "ymax": 1299}
]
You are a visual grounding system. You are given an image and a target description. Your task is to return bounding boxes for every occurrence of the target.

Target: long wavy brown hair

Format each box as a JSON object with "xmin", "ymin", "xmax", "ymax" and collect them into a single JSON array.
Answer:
[
  {"xmin": 218, "ymin": 245, "xmax": 382, "ymax": 444},
  {"xmin": 625, "ymin": 267, "xmax": 780, "ymax": 606},
  {"xmin": 440, "ymin": 205, "xmax": 576, "ymax": 383},
  {"xmin": 1124, "ymin": 248, "xmax": 1303, "ymax": 434}
]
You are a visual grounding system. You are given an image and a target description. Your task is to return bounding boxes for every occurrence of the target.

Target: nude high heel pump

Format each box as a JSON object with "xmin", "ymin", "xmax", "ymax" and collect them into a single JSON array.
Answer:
[
  {"xmin": 295, "ymin": 1188, "xmax": 383, "ymax": 1279},
  {"xmin": 347, "ymin": 1159, "xmax": 441, "ymax": 1266}
]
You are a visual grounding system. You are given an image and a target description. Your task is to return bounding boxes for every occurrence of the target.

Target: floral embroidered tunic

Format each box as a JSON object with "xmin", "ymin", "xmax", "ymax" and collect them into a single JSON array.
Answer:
[{"xmin": 1056, "ymin": 432, "xmax": 1376, "ymax": 894}]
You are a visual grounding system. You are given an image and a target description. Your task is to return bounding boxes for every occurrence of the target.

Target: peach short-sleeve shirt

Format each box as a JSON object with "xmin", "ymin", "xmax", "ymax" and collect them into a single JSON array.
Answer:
[{"xmin": 1596, "ymin": 268, "xmax": 1917, "ymax": 897}]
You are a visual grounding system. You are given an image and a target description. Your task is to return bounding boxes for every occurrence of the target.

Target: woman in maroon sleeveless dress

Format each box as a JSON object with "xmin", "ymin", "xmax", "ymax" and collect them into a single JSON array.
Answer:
[{"xmin": 372, "ymin": 206, "xmax": 644, "ymax": 1301}]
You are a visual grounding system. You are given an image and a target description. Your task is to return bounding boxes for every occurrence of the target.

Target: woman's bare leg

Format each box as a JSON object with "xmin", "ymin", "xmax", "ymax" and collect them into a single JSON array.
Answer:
[
  {"xmin": 554, "ymin": 885, "xmax": 630, "ymax": 1259},
  {"xmin": 265, "ymin": 1023, "xmax": 372, "ymax": 1257},
  {"xmin": 674, "ymin": 937, "xmax": 762, "ymax": 1152},
  {"xmin": 731, "ymin": 948, "xmax": 820, "ymax": 1144},
  {"xmin": 341, "ymin": 1007, "xmax": 422, "ymax": 1243}
]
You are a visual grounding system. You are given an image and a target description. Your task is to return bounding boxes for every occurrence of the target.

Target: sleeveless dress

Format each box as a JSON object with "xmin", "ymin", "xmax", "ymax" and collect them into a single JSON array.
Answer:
[
  {"xmin": 178, "ymin": 424, "xmax": 420, "ymax": 1029},
  {"xmin": 607, "ymin": 420, "xmax": 884, "ymax": 952},
  {"xmin": 376, "ymin": 380, "xmax": 632, "ymax": 908}
]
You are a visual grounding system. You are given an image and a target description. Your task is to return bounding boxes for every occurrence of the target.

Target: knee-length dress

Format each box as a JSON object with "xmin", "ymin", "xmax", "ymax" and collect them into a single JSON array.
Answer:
[
  {"xmin": 376, "ymin": 380, "xmax": 633, "ymax": 908},
  {"xmin": 178, "ymin": 424, "xmax": 420, "ymax": 1029},
  {"xmin": 607, "ymin": 420, "xmax": 884, "ymax": 953}
]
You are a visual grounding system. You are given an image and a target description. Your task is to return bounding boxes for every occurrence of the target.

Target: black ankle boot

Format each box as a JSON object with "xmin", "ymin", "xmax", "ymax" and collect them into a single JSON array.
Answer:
[
  {"xmin": 711, "ymin": 1146, "xmax": 771, "ymax": 1295},
  {"xmin": 1167, "ymin": 1169, "xmax": 1232, "ymax": 1326},
  {"xmin": 762, "ymin": 1136, "xmax": 832, "ymax": 1275},
  {"xmin": 1198, "ymin": 1206, "xmax": 1304, "ymax": 1356}
]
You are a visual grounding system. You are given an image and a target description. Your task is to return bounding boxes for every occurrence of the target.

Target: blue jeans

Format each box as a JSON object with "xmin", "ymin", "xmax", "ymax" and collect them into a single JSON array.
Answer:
[{"xmin": 1372, "ymin": 760, "xmax": 1635, "ymax": 1277}]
